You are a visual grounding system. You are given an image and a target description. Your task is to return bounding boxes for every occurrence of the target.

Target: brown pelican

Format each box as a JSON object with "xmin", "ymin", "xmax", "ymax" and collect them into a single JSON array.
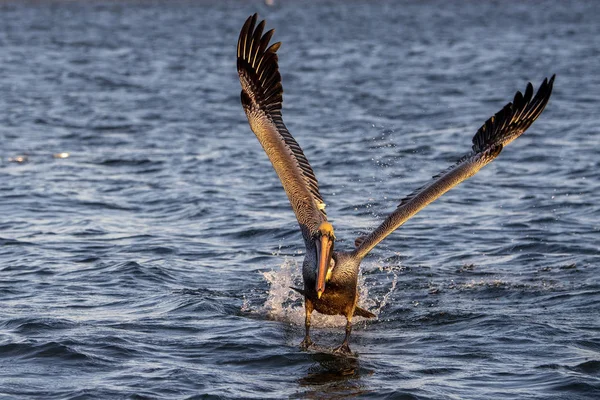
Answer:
[{"xmin": 237, "ymin": 14, "xmax": 554, "ymax": 354}]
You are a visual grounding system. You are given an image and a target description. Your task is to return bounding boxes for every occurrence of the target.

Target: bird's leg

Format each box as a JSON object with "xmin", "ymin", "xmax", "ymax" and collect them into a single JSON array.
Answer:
[
  {"xmin": 300, "ymin": 297, "xmax": 314, "ymax": 349},
  {"xmin": 333, "ymin": 316, "xmax": 353, "ymax": 355}
]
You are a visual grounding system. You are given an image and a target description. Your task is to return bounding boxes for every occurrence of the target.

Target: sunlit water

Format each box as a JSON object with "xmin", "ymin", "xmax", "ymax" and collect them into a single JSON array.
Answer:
[{"xmin": 1, "ymin": 0, "xmax": 599, "ymax": 399}]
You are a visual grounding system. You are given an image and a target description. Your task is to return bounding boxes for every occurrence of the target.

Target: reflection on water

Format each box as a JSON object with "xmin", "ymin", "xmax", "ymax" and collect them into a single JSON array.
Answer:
[{"xmin": 297, "ymin": 353, "xmax": 370, "ymax": 399}]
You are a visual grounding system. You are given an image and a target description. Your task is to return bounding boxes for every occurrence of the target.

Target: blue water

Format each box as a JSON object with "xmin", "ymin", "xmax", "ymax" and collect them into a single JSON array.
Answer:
[{"xmin": 1, "ymin": 0, "xmax": 599, "ymax": 398}]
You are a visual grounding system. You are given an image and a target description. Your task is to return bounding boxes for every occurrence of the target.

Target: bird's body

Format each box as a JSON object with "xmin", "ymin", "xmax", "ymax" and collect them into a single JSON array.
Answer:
[
  {"xmin": 236, "ymin": 14, "xmax": 555, "ymax": 354},
  {"xmin": 300, "ymin": 250, "xmax": 361, "ymax": 316}
]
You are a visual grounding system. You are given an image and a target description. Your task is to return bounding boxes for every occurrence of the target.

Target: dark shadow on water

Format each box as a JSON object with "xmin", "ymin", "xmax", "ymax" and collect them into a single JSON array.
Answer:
[{"xmin": 295, "ymin": 351, "xmax": 373, "ymax": 399}]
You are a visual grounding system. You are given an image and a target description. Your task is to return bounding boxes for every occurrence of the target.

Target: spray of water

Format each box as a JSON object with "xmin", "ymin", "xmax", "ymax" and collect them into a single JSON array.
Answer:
[{"xmin": 243, "ymin": 256, "xmax": 400, "ymax": 328}]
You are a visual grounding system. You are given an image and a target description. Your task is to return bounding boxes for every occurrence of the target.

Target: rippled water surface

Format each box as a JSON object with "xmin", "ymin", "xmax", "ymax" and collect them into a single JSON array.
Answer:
[{"xmin": 1, "ymin": 0, "xmax": 599, "ymax": 398}]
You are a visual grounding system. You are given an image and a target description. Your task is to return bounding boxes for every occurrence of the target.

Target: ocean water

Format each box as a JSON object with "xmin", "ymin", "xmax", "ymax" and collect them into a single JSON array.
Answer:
[{"xmin": 0, "ymin": 0, "xmax": 599, "ymax": 398}]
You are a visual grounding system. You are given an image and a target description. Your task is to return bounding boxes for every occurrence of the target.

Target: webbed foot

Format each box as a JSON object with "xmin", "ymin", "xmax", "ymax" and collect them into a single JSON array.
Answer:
[
  {"xmin": 332, "ymin": 342, "xmax": 353, "ymax": 356},
  {"xmin": 300, "ymin": 336, "xmax": 313, "ymax": 350}
]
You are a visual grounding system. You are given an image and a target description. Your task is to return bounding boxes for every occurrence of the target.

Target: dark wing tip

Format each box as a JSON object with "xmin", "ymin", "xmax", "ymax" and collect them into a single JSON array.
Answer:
[
  {"xmin": 472, "ymin": 76, "xmax": 555, "ymax": 153},
  {"xmin": 237, "ymin": 14, "xmax": 283, "ymax": 113},
  {"xmin": 268, "ymin": 41, "xmax": 282, "ymax": 53},
  {"xmin": 237, "ymin": 14, "xmax": 257, "ymax": 58}
]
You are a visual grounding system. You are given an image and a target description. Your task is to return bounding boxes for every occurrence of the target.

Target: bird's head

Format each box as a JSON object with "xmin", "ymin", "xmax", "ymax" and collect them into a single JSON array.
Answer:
[{"xmin": 315, "ymin": 221, "xmax": 335, "ymax": 299}]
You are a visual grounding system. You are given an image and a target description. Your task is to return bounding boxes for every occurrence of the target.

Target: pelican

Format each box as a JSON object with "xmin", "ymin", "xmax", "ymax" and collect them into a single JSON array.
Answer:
[{"xmin": 237, "ymin": 14, "xmax": 554, "ymax": 354}]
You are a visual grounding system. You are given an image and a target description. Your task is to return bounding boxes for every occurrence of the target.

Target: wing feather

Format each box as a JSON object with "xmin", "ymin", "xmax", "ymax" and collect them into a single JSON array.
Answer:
[
  {"xmin": 353, "ymin": 76, "xmax": 555, "ymax": 260},
  {"xmin": 237, "ymin": 14, "xmax": 327, "ymax": 242}
]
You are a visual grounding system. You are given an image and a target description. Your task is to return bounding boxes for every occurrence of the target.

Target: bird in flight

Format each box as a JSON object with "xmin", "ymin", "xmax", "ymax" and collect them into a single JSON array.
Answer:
[{"xmin": 237, "ymin": 13, "xmax": 555, "ymax": 355}]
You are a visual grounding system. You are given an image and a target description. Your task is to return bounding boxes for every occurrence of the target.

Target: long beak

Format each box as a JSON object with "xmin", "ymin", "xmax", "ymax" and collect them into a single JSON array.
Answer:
[{"xmin": 316, "ymin": 235, "xmax": 332, "ymax": 299}]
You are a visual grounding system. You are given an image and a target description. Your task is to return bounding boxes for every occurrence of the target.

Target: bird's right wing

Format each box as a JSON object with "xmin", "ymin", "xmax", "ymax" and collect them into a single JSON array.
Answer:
[
  {"xmin": 237, "ymin": 14, "xmax": 328, "ymax": 243},
  {"xmin": 353, "ymin": 76, "xmax": 555, "ymax": 260}
]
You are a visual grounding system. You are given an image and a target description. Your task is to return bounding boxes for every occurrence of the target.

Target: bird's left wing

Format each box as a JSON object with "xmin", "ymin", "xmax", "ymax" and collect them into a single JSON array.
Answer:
[
  {"xmin": 353, "ymin": 76, "xmax": 555, "ymax": 260},
  {"xmin": 237, "ymin": 14, "xmax": 327, "ymax": 243}
]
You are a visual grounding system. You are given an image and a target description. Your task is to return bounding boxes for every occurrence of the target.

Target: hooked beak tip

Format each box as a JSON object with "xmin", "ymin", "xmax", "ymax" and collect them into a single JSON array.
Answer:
[{"xmin": 316, "ymin": 231, "xmax": 333, "ymax": 302}]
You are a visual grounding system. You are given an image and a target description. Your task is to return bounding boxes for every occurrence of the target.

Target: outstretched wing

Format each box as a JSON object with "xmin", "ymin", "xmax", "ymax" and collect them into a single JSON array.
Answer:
[
  {"xmin": 353, "ymin": 76, "xmax": 555, "ymax": 260},
  {"xmin": 237, "ymin": 14, "xmax": 327, "ymax": 244}
]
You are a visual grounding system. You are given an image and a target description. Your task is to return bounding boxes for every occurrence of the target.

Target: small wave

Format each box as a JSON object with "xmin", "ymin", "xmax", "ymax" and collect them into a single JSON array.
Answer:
[
  {"xmin": 0, "ymin": 340, "xmax": 93, "ymax": 364},
  {"xmin": 568, "ymin": 360, "xmax": 600, "ymax": 375},
  {"xmin": 97, "ymin": 158, "xmax": 162, "ymax": 167},
  {"xmin": 1, "ymin": 317, "xmax": 77, "ymax": 334},
  {"xmin": 111, "ymin": 261, "xmax": 177, "ymax": 285},
  {"xmin": 0, "ymin": 237, "xmax": 34, "ymax": 246},
  {"xmin": 75, "ymin": 199, "xmax": 135, "ymax": 211},
  {"xmin": 447, "ymin": 278, "xmax": 565, "ymax": 294},
  {"xmin": 60, "ymin": 260, "xmax": 177, "ymax": 288}
]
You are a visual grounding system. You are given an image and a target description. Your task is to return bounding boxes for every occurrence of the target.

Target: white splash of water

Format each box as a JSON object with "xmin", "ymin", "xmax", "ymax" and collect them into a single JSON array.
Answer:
[
  {"xmin": 363, "ymin": 259, "xmax": 400, "ymax": 314},
  {"xmin": 261, "ymin": 257, "xmax": 306, "ymax": 325},
  {"xmin": 249, "ymin": 256, "xmax": 401, "ymax": 328}
]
